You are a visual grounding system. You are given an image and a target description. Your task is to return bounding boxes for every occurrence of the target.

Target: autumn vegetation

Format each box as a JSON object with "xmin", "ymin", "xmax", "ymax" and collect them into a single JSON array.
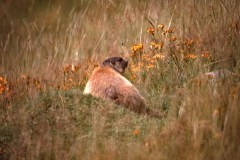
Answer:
[{"xmin": 0, "ymin": 0, "xmax": 240, "ymax": 159}]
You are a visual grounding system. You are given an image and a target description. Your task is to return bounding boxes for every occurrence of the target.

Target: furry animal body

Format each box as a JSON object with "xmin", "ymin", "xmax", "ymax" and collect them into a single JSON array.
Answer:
[{"xmin": 83, "ymin": 57, "xmax": 160, "ymax": 117}]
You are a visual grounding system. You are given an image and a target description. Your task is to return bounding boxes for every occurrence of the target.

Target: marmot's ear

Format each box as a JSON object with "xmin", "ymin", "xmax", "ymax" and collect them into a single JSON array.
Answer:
[{"xmin": 102, "ymin": 59, "xmax": 109, "ymax": 66}]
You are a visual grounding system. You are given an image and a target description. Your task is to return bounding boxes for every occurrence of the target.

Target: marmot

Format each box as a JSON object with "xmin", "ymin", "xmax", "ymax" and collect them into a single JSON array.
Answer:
[{"xmin": 83, "ymin": 57, "xmax": 161, "ymax": 118}]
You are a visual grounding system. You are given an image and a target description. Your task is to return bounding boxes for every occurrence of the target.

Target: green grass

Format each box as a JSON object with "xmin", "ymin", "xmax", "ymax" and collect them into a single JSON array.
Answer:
[{"xmin": 1, "ymin": 0, "xmax": 240, "ymax": 159}]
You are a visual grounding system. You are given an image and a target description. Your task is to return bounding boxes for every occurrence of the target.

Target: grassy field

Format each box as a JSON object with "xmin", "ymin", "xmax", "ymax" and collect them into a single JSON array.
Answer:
[{"xmin": 0, "ymin": 0, "xmax": 240, "ymax": 159}]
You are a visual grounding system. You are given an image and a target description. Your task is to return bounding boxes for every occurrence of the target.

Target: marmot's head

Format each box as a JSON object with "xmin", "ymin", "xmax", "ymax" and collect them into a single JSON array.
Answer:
[{"xmin": 102, "ymin": 57, "xmax": 128, "ymax": 74}]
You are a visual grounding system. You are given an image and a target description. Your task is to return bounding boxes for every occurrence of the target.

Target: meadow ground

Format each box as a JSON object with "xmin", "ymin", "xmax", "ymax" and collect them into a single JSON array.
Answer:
[{"xmin": 0, "ymin": 0, "xmax": 240, "ymax": 159}]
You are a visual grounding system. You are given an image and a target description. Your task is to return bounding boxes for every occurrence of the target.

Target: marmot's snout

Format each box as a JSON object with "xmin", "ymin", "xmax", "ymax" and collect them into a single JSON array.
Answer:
[
  {"xmin": 121, "ymin": 58, "xmax": 128, "ymax": 74},
  {"xmin": 123, "ymin": 58, "xmax": 128, "ymax": 68}
]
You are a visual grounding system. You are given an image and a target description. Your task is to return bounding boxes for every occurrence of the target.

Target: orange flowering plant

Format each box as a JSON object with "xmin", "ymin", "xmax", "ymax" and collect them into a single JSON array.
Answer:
[{"xmin": 128, "ymin": 22, "xmax": 211, "ymax": 83}]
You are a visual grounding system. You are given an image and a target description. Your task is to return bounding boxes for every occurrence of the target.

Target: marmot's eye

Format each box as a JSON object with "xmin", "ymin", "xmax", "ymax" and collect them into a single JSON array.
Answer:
[{"xmin": 119, "ymin": 58, "xmax": 123, "ymax": 62}]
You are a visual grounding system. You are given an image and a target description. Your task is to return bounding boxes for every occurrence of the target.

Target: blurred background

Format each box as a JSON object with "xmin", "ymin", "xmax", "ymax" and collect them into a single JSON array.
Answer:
[{"xmin": 1, "ymin": 0, "xmax": 238, "ymax": 79}]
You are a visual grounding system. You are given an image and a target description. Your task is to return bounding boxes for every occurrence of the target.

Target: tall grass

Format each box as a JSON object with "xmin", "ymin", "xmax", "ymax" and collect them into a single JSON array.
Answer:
[{"xmin": 0, "ymin": 0, "xmax": 240, "ymax": 159}]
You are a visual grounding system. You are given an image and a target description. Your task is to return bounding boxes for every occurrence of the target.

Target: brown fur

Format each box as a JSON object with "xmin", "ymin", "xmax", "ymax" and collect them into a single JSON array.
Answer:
[{"xmin": 83, "ymin": 57, "xmax": 161, "ymax": 118}]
